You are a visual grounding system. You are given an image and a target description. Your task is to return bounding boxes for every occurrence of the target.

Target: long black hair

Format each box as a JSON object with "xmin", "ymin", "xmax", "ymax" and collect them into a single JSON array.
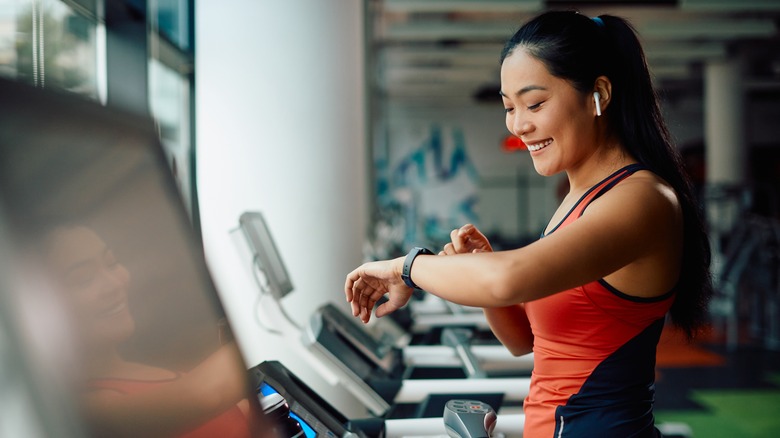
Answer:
[{"xmin": 501, "ymin": 11, "xmax": 712, "ymax": 340}]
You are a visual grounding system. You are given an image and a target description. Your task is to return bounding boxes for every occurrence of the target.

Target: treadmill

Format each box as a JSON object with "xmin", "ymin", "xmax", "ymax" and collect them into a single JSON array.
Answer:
[
  {"xmin": 302, "ymin": 301, "xmax": 530, "ymax": 417},
  {"xmin": 233, "ymin": 211, "xmax": 532, "ymax": 418},
  {"xmin": 251, "ymin": 360, "xmax": 525, "ymax": 438}
]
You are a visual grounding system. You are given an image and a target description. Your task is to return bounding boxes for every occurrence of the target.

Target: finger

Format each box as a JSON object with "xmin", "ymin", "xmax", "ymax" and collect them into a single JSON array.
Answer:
[
  {"xmin": 355, "ymin": 278, "xmax": 372, "ymax": 309},
  {"xmin": 358, "ymin": 284, "xmax": 385, "ymax": 310},
  {"xmin": 360, "ymin": 306, "xmax": 371, "ymax": 324},
  {"xmin": 358, "ymin": 291, "xmax": 371, "ymax": 310},
  {"xmin": 438, "ymin": 250, "xmax": 445, "ymax": 255},
  {"xmin": 458, "ymin": 223, "xmax": 475, "ymax": 237},
  {"xmin": 351, "ymin": 277, "xmax": 367, "ymax": 316},
  {"xmin": 470, "ymin": 225, "xmax": 489, "ymax": 243},
  {"xmin": 366, "ymin": 297, "xmax": 379, "ymax": 315},
  {"xmin": 442, "ymin": 242, "xmax": 456, "ymax": 256},
  {"xmin": 367, "ymin": 289, "xmax": 386, "ymax": 312},
  {"xmin": 450, "ymin": 228, "xmax": 466, "ymax": 253},
  {"xmin": 351, "ymin": 294, "xmax": 360, "ymax": 317},
  {"xmin": 345, "ymin": 275, "xmax": 354, "ymax": 303},
  {"xmin": 461, "ymin": 224, "xmax": 492, "ymax": 252},
  {"xmin": 344, "ymin": 268, "xmax": 360, "ymax": 302},
  {"xmin": 375, "ymin": 300, "xmax": 400, "ymax": 318}
]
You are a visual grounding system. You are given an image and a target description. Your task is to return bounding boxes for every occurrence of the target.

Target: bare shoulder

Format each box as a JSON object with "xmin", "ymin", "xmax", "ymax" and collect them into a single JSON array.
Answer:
[
  {"xmin": 580, "ymin": 169, "xmax": 683, "ymax": 252},
  {"xmin": 594, "ymin": 169, "xmax": 681, "ymax": 218}
]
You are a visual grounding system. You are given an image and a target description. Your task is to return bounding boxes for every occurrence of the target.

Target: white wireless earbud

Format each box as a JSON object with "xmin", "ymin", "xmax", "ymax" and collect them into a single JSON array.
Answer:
[{"xmin": 593, "ymin": 91, "xmax": 602, "ymax": 116}]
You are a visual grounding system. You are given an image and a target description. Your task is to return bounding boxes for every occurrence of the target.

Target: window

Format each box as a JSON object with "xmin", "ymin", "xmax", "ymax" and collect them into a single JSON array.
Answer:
[{"xmin": 0, "ymin": 0, "xmax": 100, "ymax": 99}]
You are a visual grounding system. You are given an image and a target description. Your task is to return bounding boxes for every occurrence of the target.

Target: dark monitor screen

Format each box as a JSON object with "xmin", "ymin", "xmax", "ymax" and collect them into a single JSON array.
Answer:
[{"xmin": 0, "ymin": 79, "xmax": 266, "ymax": 437}]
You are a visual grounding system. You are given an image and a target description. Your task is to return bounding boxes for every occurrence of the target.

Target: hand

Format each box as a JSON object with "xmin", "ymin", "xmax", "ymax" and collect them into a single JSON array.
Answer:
[
  {"xmin": 344, "ymin": 257, "xmax": 412, "ymax": 324},
  {"xmin": 440, "ymin": 224, "xmax": 493, "ymax": 255}
]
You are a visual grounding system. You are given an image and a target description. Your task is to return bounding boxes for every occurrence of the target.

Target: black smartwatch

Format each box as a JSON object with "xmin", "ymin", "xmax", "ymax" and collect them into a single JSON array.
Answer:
[{"xmin": 401, "ymin": 247, "xmax": 433, "ymax": 289}]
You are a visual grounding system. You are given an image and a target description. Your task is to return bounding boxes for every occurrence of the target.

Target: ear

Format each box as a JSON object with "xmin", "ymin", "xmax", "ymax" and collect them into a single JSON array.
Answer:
[{"xmin": 593, "ymin": 76, "xmax": 613, "ymax": 115}]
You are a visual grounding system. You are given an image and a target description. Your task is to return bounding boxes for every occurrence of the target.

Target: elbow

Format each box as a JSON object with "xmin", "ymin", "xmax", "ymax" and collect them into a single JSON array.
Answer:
[
  {"xmin": 497, "ymin": 336, "xmax": 533, "ymax": 357},
  {"xmin": 484, "ymin": 255, "xmax": 532, "ymax": 306},
  {"xmin": 507, "ymin": 347, "xmax": 526, "ymax": 357},
  {"xmin": 490, "ymin": 286, "xmax": 517, "ymax": 306},
  {"xmin": 507, "ymin": 345, "xmax": 533, "ymax": 357},
  {"xmin": 488, "ymin": 270, "xmax": 524, "ymax": 306}
]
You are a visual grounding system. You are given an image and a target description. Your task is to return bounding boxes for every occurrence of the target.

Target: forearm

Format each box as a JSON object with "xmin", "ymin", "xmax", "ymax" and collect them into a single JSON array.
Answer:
[
  {"xmin": 407, "ymin": 251, "xmax": 528, "ymax": 307},
  {"xmin": 483, "ymin": 305, "xmax": 533, "ymax": 357}
]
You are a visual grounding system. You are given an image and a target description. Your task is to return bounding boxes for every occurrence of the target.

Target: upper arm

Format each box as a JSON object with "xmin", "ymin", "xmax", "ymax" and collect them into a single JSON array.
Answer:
[
  {"xmin": 500, "ymin": 177, "xmax": 682, "ymax": 303},
  {"xmin": 483, "ymin": 305, "xmax": 533, "ymax": 356}
]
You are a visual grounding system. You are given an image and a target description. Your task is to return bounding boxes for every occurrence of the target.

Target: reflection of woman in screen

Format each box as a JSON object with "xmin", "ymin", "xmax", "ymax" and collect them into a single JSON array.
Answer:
[{"xmin": 41, "ymin": 224, "xmax": 267, "ymax": 438}]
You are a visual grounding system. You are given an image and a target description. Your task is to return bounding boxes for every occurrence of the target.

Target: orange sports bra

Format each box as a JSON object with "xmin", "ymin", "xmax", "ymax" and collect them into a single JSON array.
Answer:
[{"xmin": 88, "ymin": 376, "xmax": 251, "ymax": 438}]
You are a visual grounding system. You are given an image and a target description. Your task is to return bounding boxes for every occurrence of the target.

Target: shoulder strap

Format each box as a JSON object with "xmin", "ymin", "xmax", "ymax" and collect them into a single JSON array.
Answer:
[
  {"xmin": 544, "ymin": 164, "xmax": 646, "ymax": 236},
  {"xmin": 572, "ymin": 163, "xmax": 645, "ymax": 219}
]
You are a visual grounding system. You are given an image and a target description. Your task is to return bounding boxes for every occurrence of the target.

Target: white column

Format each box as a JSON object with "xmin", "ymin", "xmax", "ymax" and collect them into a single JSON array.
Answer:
[
  {"xmin": 704, "ymin": 59, "xmax": 746, "ymax": 185},
  {"xmin": 703, "ymin": 59, "xmax": 748, "ymax": 315},
  {"xmin": 196, "ymin": 0, "xmax": 368, "ymax": 416}
]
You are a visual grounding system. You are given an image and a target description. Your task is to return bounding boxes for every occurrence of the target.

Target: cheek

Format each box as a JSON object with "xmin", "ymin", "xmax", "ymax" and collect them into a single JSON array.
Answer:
[
  {"xmin": 536, "ymin": 109, "xmax": 557, "ymax": 132},
  {"xmin": 70, "ymin": 285, "xmax": 102, "ymax": 312}
]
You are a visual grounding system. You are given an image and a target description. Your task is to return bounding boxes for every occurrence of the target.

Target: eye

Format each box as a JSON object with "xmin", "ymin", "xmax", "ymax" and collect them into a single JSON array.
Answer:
[
  {"xmin": 66, "ymin": 271, "xmax": 95, "ymax": 289},
  {"xmin": 527, "ymin": 101, "xmax": 544, "ymax": 111},
  {"xmin": 504, "ymin": 107, "xmax": 514, "ymax": 114}
]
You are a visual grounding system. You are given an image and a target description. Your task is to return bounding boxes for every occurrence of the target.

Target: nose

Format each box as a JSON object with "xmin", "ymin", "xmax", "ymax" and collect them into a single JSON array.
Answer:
[
  {"xmin": 510, "ymin": 114, "xmax": 532, "ymax": 138},
  {"xmin": 98, "ymin": 265, "xmax": 129, "ymax": 295}
]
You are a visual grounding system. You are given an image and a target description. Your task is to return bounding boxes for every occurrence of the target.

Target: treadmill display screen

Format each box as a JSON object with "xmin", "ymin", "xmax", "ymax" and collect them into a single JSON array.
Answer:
[
  {"xmin": 250, "ymin": 361, "xmax": 352, "ymax": 437},
  {"xmin": 258, "ymin": 383, "xmax": 322, "ymax": 438}
]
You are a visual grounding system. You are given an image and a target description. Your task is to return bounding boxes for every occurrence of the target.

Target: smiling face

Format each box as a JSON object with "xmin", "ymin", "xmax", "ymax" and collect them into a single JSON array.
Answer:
[
  {"xmin": 501, "ymin": 48, "xmax": 600, "ymax": 177},
  {"xmin": 45, "ymin": 226, "xmax": 135, "ymax": 349}
]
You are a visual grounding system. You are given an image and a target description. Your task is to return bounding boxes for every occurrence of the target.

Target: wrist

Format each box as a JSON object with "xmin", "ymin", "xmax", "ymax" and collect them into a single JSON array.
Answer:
[
  {"xmin": 401, "ymin": 247, "xmax": 434, "ymax": 289},
  {"xmin": 394, "ymin": 256, "xmax": 405, "ymax": 279}
]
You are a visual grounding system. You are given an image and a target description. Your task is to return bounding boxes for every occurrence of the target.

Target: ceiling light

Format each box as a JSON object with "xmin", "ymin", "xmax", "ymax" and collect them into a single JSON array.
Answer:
[
  {"xmin": 384, "ymin": 21, "xmax": 519, "ymax": 42},
  {"xmin": 641, "ymin": 19, "xmax": 776, "ymax": 39},
  {"xmin": 381, "ymin": 46, "xmax": 504, "ymax": 67},
  {"xmin": 644, "ymin": 42, "xmax": 727, "ymax": 61},
  {"xmin": 681, "ymin": 0, "xmax": 780, "ymax": 12},
  {"xmin": 382, "ymin": 0, "xmax": 542, "ymax": 14}
]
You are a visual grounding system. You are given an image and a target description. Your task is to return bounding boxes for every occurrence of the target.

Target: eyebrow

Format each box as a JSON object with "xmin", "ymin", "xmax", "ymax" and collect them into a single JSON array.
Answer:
[
  {"xmin": 64, "ymin": 247, "xmax": 109, "ymax": 275},
  {"xmin": 499, "ymin": 85, "xmax": 548, "ymax": 98}
]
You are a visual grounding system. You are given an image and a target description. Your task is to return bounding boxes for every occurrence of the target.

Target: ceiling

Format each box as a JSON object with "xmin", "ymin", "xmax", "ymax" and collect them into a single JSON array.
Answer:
[{"xmin": 369, "ymin": 0, "xmax": 780, "ymax": 103}]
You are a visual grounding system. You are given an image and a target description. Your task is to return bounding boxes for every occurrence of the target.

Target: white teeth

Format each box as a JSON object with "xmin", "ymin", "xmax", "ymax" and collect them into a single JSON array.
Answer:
[
  {"xmin": 528, "ymin": 139, "xmax": 552, "ymax": 152},
  {"xmin": 102, "ymin": 302, "xmax": 126, "ymax": 317}
]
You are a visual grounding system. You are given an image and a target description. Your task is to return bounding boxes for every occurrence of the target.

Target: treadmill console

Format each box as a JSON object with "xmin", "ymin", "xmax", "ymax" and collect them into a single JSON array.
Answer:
[
  {"xmin": 250, "ymin": 361, "xmax": 366, "ymax": 438},
  {"xmin": 316, "ymin": 303, "xmax": 401, "ymax": 374}
]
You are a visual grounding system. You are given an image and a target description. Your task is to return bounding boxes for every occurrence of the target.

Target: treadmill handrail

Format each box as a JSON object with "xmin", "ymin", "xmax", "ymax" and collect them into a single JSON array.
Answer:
[{"xmin": 395, "ymin": 378, "xmax": 531, "ymax": 404}]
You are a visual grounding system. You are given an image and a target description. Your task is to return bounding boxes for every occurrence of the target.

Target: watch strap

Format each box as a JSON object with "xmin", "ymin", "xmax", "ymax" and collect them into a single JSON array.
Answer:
[{"xmin": 402, "ymin": 247, "xmax": 433, "ymax": 289}]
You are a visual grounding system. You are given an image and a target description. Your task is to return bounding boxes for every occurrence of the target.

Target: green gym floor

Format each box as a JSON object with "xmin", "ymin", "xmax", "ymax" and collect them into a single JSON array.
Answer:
[{"xmin": 654, "ymin": 325, "xmax": 780, "ymax": 437}]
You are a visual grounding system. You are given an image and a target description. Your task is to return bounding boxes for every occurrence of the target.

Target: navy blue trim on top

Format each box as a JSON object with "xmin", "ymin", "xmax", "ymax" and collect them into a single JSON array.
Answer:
[
  {"xmin": 577, "ymin": 164, "xmax": 646, "ymax": 218},
  {"xmin": 543, "ymin": 163, "xmax": 645, "ymax": 237},
  {"xmin": 542, "ymin": 181, "xmax": 602, "ymax": 237},
  {"xmin": 598, "ymin": 279, "xmax": 675, "ymax": 303},
  {"xmin": 553, "ymin": 318, "xmax": 665, "ymax": 437}
]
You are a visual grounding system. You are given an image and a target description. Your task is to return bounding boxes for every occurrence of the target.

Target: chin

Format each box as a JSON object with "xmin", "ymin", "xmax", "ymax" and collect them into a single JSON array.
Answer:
[
  {"xmin": 532, "ymin": 161, "xmax": 559, "ymax": 177},
  {"xmin": 92, "ymin": 315, "xmax": 136, "ymax": 347}
]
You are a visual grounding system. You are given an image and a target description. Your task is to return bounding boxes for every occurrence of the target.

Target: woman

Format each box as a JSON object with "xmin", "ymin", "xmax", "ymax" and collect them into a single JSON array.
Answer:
[
  {"xmin": 345, "ymin": 11, "xmax": 711, "ymax": 437},
  {"xmin": 40, "ymin": 224, "xmax": 269, "ymax": 437}
]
